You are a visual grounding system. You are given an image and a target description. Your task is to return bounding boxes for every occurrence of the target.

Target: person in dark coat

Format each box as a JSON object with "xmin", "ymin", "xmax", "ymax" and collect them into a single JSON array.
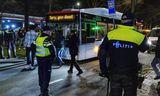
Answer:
[
  {"xmin": 54, "ymin": 30, "xmax": 65, "ymax": 66},
  {"xmin": 4, "ymin": 29, "xmax": 17, "ymax": 58},
  {"xmin": 67, "ymin": 30, "xmax": 83, "ymax": 76},
  {"xmin": 17, "ymin": 27, "xmax": 25, "ymax": 48},
  {"xmin": 0, "ymin": 30, "xmax": 4, "ymax": 59}
]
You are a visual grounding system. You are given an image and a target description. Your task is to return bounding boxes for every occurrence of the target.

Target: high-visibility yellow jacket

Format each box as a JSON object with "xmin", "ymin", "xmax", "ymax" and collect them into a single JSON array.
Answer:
[{"xmin": 35, "ymin": 36, "xmax": 51, "ymax": 57}]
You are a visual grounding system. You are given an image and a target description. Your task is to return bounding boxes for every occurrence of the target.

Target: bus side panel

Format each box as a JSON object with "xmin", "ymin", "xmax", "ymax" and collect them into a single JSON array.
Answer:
[{"xmin": 62, "ymin": 41, "xmax": 102, "ymax": 61}]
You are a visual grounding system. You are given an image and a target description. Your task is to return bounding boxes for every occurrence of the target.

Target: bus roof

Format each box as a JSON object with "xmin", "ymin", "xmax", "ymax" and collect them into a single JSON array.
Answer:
[
  {"xmin": 80, "ymin": 8, "xmax": 122, "ymax": 20},
  {"xmin": 48, "ymin": 10, "xmax": 79, "ymax": 14}
]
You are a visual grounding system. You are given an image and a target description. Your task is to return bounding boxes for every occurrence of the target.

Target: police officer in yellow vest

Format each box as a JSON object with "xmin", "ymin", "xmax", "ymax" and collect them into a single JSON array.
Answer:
[
  {"xmin": 33, "ymin": 26, "xmax": 55, "ymax": 96},
  {"xmin": 98, "ymin": 12, "xmax": 149, "ymax": 96}
]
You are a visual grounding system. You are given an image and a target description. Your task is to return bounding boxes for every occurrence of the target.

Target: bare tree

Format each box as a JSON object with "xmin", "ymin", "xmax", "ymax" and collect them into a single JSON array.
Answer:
[{"xmin": 86, "ymin": 0, "xmax": 106, "ymax": 8}]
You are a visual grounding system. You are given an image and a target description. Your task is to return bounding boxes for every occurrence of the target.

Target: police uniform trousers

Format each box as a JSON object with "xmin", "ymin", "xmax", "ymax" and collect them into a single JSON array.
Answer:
[
  {"xmin": 37, "ymin": 56, "xmax": 52, "ymax": 94},
  {"xmin": 110, "ymin": 74, "xmax": 138, "ymax": 96}
]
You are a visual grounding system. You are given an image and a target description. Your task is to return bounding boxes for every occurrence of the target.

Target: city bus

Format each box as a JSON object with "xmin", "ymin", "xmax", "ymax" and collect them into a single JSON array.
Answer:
[
  {"xmin": 1, "ymin": 12, "xmax": 43, "ymax": 30},
  {"xmin": 46, "ymin": 8, "xmax": 122, "ymax": 61}
]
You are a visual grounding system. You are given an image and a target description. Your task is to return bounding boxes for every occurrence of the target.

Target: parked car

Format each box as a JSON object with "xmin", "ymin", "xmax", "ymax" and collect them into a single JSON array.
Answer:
[{"xmin": 147, "ymin": 27, "xmax": 160, "ymax": 53}]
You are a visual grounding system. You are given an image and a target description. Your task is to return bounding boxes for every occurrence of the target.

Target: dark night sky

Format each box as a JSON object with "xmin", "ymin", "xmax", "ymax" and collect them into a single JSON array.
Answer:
[{"xmin": 1, "ymin": 0, "xmax": 160, "ymax": 26}]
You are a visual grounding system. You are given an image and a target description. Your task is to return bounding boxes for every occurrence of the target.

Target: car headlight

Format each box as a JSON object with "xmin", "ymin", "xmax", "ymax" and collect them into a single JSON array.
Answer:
[{"xmin": 147, "ymin": 40, "xmax": 152, "ymax": 45}]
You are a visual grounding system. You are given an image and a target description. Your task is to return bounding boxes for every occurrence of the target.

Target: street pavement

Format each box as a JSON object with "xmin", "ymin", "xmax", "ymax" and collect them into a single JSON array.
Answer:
[
  {"xmin": 0, "ymin": 58, "xmax": 26, "ymax": 71},
  {"xmin": 0, "ymin": 52, "xmax": 155, "ymax": 96}
]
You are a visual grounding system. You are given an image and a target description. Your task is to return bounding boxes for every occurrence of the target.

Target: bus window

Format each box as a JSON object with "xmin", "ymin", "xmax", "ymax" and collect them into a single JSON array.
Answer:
[
  {"xmin": 81, "ymin": 23, "xmax": 96, "ymax": 43},
  {"xmin": 81, "ymin": 23, "xmax": 108, "ymax": 43},
  {"xmin": 96, "ymin": 29, "xmax": 105, "ymax": 41}
]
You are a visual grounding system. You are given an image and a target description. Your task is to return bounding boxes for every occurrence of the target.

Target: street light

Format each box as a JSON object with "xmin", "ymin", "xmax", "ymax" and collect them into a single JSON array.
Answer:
[
  {"xmin": 72, "ymin": 2, "xmax": 80, "ymax": 9},
  {"xmin": 76, "ymin": 2, "xmax": 80, "ymax": 7}
]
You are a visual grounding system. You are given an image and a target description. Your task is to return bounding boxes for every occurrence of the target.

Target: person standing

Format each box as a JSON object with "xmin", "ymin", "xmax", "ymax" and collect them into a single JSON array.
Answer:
[
  {"xmin": 98, "ymin": 12, "xmax": 149, "ymax": 96},
  {"xmin": 33, "ymin": 26, "xmax": 55, "ymax": 96},
  {"xmin": 0, "ymin": 30, "xmax": 4, "ymax": 59},
  {"xmin": 54, "ymin": 30, "xmax": 65, "ymax": 66},
  {"xmin": 24, "ymin": 25, "xmax": 38, "ymax": 70},
  {"xmin": 4, "ymin": 29, "xmax": 17, "ymax": 58},
  {"xmin": 151, "ymin": 29, "xmax": 160, "ymax": 80},
  {"xmin": 17, "ymin": 27, "xmax": 25, "ymax": 49},
  {"xmin": 67, "ymin": 30, "xmax": 83, "ymax": 76}
]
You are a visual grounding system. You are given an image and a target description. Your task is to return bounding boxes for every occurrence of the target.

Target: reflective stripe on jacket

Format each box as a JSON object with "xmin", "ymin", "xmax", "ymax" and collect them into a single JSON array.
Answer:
[
  {"xmin": 35, "ymin": 36, "xmax": 51, "ymax": 57},
  {"xmin": 100, "ymin": 25, "xmax": 148, "ymax": 75}
]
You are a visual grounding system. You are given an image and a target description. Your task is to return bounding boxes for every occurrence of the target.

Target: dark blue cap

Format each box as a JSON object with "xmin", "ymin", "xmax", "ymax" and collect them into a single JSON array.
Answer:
[
  {"xmin": 121, "ymin": 12, "xmax": 135, "ymax": 26},
  {"xmin": 121, "ymin": 12, "xmax": 135, "ymax": 20},
  {"xmin": 42, "ymin": 26, "xmax": 50, "ymax": 31}
]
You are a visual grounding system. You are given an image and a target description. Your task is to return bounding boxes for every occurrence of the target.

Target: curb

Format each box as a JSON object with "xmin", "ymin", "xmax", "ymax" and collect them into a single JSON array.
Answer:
[{"xmin": 0, "ymin": 61, "xmax": 26, "ymax": 71}]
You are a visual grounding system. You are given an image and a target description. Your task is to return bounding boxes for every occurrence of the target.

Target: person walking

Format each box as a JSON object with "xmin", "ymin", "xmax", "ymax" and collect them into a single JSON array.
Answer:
[
  {"xmin": 151, "ymin": 29, "xmax": 160, "ymax": 80},
  {"xmin": 33, "ymin": 26, "xmax": 55, "ymax": 96},
  {"xmin": 54, "ymin": 30, "xmax": 65, "ymax": 66},
  {"xmin": 67, "ymin": 30, "xmax": 83, "ymax": 76},
  {"xmin": 98, "ymin": 12, "xmax": 149, "ymax": 96},
  {"xmin": 24, "ymin": 25, "xmax": 38, "ymax": 70}
]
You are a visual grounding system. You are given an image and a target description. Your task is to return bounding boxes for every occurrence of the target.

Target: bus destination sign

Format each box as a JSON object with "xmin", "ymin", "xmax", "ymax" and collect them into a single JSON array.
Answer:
[{"xmin": 48, "ymin": 14, "xmax": 75, "ymax": 22}]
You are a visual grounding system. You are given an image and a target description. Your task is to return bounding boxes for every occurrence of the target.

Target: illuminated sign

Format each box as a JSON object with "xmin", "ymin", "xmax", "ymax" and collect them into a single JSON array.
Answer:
[{"xmin": 48, "ymin": 14, "xmax": 75, "ymax": 22}]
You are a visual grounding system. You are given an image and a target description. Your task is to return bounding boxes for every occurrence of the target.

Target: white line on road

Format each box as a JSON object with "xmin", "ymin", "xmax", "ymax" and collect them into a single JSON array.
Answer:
[{"xmin": 49, "ymin": 79, "xmax": 63, "ymax": 85}]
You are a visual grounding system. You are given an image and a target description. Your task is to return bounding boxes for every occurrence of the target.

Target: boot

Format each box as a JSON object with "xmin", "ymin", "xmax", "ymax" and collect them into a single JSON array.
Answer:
[
  {"xmin": 68, "ymin": 70, "xmax": 73, "ymax": 73},
  {"xmin": 77, "ymin": 70, "xmax": 83, "ymax": 76}
]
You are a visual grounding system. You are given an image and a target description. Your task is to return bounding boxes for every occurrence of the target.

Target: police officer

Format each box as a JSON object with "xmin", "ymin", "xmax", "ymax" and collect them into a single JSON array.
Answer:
[
  {"xmin": 98, "ymin": 12, "xmax": 149, "ymax": 96},
  {"xmin": 0, "ymin": 30, "xmax": 4, "ymax": 59},
  {"xmin": 33, "ymin": 26, "xmax": 55, "ymax": 96}
]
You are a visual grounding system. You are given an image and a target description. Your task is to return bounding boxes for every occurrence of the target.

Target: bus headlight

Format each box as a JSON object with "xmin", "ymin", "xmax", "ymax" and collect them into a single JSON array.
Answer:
[
  {"xmin": 148, "ymin": 40, "xmax": 152, "ymax": 45},
  {"xmin": 93, "ymin": 46, "xmax": 99, "ymax": 53}
]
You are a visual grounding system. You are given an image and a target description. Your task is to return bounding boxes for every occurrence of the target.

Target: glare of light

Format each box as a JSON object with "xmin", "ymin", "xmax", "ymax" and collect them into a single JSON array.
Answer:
[
  {"xmin": 7, "ymin": 20, "xmax": 11, "ymax": 22},
  {"xmin": 2, "ymin": 20, "xmax": 5, "ymax": 23},
  {"xmin": 144, "ymin": 29, "xmax": 151, "ymax": 32},
  {"xmin": 6, "ymin": 25, "xmax": 10, "ymax": 29},
  {"xmin": 147, "ymin": 40, "xmax": 152, "ymax": 45},
  {"xmin": 92, "ymin": 26, "xmax": 100, "ymax": 30},
  {"xmin": 76, "ymin": 2, "xmax": 80, "ymax": 6},
  {"xmin": 29, "ymin": 22, "xmax": 34, "ymax": 24},
  {"xmin": 11, "ymin": 24, "xmax": 16, "ymax": 28},
  {"xmin": 93, "ymin": 46, "xmax": 99, "ymax": 53}
]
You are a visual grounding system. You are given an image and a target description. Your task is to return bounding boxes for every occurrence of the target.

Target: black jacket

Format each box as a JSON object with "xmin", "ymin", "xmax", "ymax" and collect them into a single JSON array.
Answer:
[
  {"xmin": 54, "ymin": 33, "xmax": 64, "ymax": 48},
  {"xmin": 99, "ymin": 25, "xmax": 149, "ymax": 75},
  {"xmin": 0, "ymin": 31, "xmax": 4, "ymax": 44},
  {"xmin": 155, "ymin": 37, "xmax": 160, "ymax": 58},
  {"xmin": 67, "ymin": 33, "xmax": 79, "ymax": 56}
]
